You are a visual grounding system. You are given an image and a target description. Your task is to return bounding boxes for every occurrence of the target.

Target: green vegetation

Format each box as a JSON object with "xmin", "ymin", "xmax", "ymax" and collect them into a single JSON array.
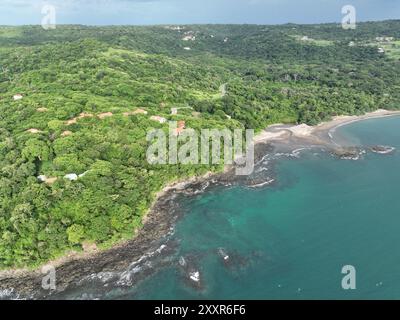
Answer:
[
  {"xmin": 379, "ymin": 40, "xmax": 400, "ymax": 59},
  {"xmin": 1, "ymin": 21, "xmax": 400, "ymax": 269}
]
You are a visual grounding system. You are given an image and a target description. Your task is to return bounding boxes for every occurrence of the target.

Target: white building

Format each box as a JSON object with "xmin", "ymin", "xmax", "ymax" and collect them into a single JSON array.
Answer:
[
  {"xmin": 182, "ymin": 35, "xmax": 196, "ymax": 41},
  {"xmin": 376, "ymin": 36, "xmax": 394, "ymax": 42},
  {"xmin": 64, "ymin": 173, "xmax": 78, "ymax": 181},
  {"xmin": 150, "ymin": 116, "xmax": 167, "ymax": 124},
  {"xmin": 165, "ymin": 26, "xmax": 185, "ymax": 31},
  {"xmin": 37, "ymin": 175, "xmax": 47, "ymax": 182}
]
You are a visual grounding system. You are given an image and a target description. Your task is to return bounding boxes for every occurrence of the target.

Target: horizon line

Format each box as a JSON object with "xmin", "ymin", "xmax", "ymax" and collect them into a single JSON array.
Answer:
[{"xmin": 1, "ymin": 18, "xmax": 399, "ymax": 28}]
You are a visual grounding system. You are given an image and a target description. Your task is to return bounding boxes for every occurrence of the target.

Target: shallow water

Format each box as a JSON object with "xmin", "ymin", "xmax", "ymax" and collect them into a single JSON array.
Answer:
[{"xmin": 62, "ymin": 116, "xmax": 400, "ymax": 300}]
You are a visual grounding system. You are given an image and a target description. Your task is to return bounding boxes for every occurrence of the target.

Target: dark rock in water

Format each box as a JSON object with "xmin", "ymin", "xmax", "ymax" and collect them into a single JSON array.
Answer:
[
  {"xmin": 369, "ymin": 145, "xmax": 396, "ymax": 155},
  {"xmin": 332, "ymin": 147, "xmax": 363, "ymax": 160},
  {"xmin": 177, "ymin": 255, "xmax": 204, "ymax": 291},
  {"xmin": 216, "ymin": 248, "xmax": 251, "ymax": 272},
  {"xmin": 217, "ymin": 248, "xmax": 231, "ymax": 265}
]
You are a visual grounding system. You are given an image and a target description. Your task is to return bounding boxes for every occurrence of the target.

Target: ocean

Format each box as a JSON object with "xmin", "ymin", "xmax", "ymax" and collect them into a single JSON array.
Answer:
[{"xmin": 59, "ymin": 115, "xmax": 400, "ymax": 300}]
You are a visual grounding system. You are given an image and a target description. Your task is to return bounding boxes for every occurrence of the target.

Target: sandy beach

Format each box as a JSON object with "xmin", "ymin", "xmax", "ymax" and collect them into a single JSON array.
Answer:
[
  {"xmin": 254, "ymin": 109, "xmax": 400, "ymax": 146},
  {"xmin": 1, "ymin": 109, "xmax": 400, "ymax": 298}
]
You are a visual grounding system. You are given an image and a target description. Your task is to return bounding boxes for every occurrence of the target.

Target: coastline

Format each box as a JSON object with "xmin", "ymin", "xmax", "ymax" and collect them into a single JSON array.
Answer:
[
  {"xmin": 0, "ymin": 171, "xmax": 221, "ymax": 298},
  {"xmin": 255, "ymin": 109, "xmax": 400, "ymax": 145},
  {"xmin": 1, "ymin": 109, "xmax": 400, "ymax": 298}
]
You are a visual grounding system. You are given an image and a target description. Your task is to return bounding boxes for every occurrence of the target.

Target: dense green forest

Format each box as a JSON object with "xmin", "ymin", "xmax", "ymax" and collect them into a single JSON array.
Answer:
[{"xmin": 1, "ymin": 21, "xmax": 400, "ymax": 268}]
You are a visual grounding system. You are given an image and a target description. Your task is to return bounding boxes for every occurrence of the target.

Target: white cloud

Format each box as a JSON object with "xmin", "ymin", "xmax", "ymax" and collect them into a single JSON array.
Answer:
[{"xmin": 0, "ymin": 0, "xmax": 397, "ymax": 25}]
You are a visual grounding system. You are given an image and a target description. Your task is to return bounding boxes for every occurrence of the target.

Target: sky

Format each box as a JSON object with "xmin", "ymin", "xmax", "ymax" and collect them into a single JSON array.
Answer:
[{"xmin": 0, "ymin": 0, "xmax": 399, "ymax": 26}]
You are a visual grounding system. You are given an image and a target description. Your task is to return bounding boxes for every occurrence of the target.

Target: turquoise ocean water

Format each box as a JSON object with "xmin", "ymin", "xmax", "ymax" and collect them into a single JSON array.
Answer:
[{"xmin": 67, "ymin": 115, "xmax": 400, "ymax": 300}]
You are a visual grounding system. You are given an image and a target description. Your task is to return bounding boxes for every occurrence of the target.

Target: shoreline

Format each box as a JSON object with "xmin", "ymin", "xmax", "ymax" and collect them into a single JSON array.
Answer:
[
  {"xmin": 1, "ymin": 109, "xmax": 400, "ymax": 298},
  {"xmin": 0, "ymin": 171, "xmax": 221, "ymax": 298},
  {"xmin": 255, "ymin": 109, "xmax": 400, "ymax": 145}
]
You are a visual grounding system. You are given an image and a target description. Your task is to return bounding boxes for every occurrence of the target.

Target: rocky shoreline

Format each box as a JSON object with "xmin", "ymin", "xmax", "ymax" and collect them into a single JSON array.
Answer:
[
  {"xmin": 1, "ymin": 109, "xmax": 399, "ymax": 299},
  {"xmin": 0, "ymin": 141, "xmax": 276, "ymax": 299},
  {"xmin": 0, "ymin": 180, "xmax": 184, "ymax": 299}
]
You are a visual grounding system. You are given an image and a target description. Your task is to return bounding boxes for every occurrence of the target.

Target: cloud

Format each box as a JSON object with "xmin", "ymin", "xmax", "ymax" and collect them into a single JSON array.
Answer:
[
  {"xmin": 0, "ymin": 0, "xmax": 398, "ymax": 25},
  {"xmin": 0, "ymin": 0, "xmax": 33, "ymax": 7}
]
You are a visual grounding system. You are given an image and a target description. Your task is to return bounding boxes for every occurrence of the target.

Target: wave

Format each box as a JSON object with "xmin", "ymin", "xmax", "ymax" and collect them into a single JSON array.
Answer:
[
  {"xmin": 370, "ymin": 145, "xmax": 396, "ymax": 155},
  {"xmin": 247, "ymin": 179, "xmax": 275, "ymax": 189},
  {"xmin": 273, "ymin": 147, "xmax": 314, "ymax": 159},
  {"xmin": 79, "ymin": 243, "xmax": 170, "ymax": 289}
]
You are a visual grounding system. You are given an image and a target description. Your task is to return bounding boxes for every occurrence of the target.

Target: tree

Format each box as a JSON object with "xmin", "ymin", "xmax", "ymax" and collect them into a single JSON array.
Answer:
[
  {"xmin": 66, "ymin": 224, "xmax": 85, "ymax": 244},
  {"xmin": 21, "ymin": 139, "xmax": 50, "ymax": 162}
]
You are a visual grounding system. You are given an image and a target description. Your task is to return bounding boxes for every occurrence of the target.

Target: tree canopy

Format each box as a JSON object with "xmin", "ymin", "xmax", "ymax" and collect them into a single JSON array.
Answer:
[{"xmin": 1, "ymin": 21, "xmax": 400, "ymax": 268}]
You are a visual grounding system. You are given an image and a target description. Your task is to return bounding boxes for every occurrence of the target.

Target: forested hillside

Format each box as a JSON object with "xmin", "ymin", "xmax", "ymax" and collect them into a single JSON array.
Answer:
[{"xmin": 1, "ymin": 21, "xmax": 400, "ymax": 268}]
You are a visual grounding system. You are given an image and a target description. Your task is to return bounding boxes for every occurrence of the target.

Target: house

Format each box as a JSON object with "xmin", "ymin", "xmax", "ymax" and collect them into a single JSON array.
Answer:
[
  {"xmin": 65, "ymin": 112, "xmax": 94, "ymax": 125},
  {"xmin": 301, "ymin": 36, "xmax": 309, "ymax": 41},
  {"xmin": 37, "ymin": 175, "xmax": 58, "ymax": 185},
  {"xmin": 98, "ymin": 112, "xmax": 113, "ymax": 119},
  {"xmin": 13, "ymin": 94, "xmax": 23, "ymax": 101},
  {"xmin": 165, "ymin": 26, "xmax": 185, "ymax": 31},
  {"xmin": 37, "ymin": 175, "xmax": 47, "ymax": 182},
  {"xmin": 224, "ymin": 37, "xmax": 229, "ymax": 43},
  {"xmin": 37, "ymin": 107, "xmax": 48, "ymax": 112},
  {"xmin": 378, "ymin": 47, "xmax": 385, "ymax": 53},
  {"xmin": 123, "ymin": 108, "xmax": 148, "ymax": 116},
  {"xmin": 183, "ymin": 47, "xmax": 191, "ymax": 51},
  {"xmin": 62, "ymin": 172, "xmax": 88, "ymax": 181},
  {"xmin": 174, "ymin": 120, "xmax": 186, "ymax": 136},
  {"xmin": 27, "ymin": 128, "xmax": 42, "ymax": 134},
  {"xmin": 66, "ymin": 118, "xmax": 77, "ymax": 126},
  {"xmin": 45, "ymin": 177, "xmax": 58, "ymax": 185},
  {"xmin": 134, "ymin": 108, "xmax": 148, "ymax": 115},
  {"xmin": 61, "ymin": 131, "xmax": 73, "ymax": 137},
  {"xmin": 376, "ymin": 36, "xmax": 394, "ymax": 42},
  {"xmin": 348, "ymin": 41, "xmax": 355, "ymax": 47},
  {"xmin": 150, "ymin": 115, "xmax": 167, "ymax": 124},
  {"xmin": 64, "ymin": 173, "xmax": 78, "ymax": 181},
  {"xmin": 171, "ymin": 106, "xmax": 193, "ymax": 116},
  {"xmin": 182, "ymin": 35, "xmax": 196, "ymax": 41},
  {"xmin": 78, "ymin": 112, "xmax": 94, "ymax": 119}
]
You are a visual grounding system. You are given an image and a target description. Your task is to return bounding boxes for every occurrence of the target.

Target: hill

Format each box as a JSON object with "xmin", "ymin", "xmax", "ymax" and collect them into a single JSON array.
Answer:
[{"xmin": 1, "ymin": 21, "xmax": 400, "ymax": 268}]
